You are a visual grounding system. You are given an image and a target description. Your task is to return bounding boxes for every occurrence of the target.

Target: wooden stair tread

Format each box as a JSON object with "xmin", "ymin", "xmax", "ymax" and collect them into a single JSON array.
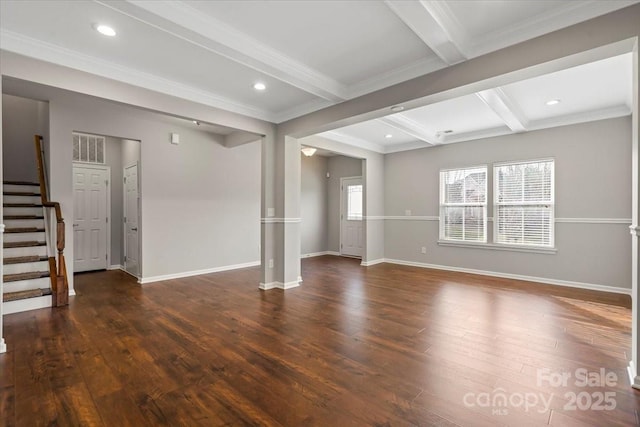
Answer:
[
  {"xmin": 3, "ymin": 288, "xmax": 52, "ymax": 302},
  {"xmin": 3, "ymin": 215, "xmax": 45, "ymax": 220},
  {"xmin": 3, "ymin": 203, "xmax": 43, "ymax": 208},
  {"xmin": 3, "ymin": 181, "xmax": 40, "ymax": 186},
  {"xmin": 4, "ymin": 256, "xmax": 49, "ymax": 265},
  {"xmin": 4, "ymin": 241, "xmax": 46, "ymax": 248},
  {"xmin": 5, "ymin": 227, "xmax": 45, "ymax": 233},
  {"xmin": 4, "ymin": 271, "xmax": 50, "ymax": 282},
  {"xmin": 3, "ymin": 191, "xmax": 41, "ymax": 196}
]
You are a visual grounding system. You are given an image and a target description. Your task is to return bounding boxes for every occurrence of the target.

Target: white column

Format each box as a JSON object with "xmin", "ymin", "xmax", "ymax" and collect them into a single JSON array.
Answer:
[
  {"xmin": 629, "ymin": 41, "xmax": 639, "ymax": 388},
  {"xmin": 259, "ymin": 133, "xmax": 301, "ymax": 290}
]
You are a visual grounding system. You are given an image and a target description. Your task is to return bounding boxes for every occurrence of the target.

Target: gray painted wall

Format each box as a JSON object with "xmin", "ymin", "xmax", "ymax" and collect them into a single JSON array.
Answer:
[
  {"xmin": 122, "ymin": 139, "xmax": 140, "ymax": 170},
  {"xmin": 327, "ymin": 155, "xmax": 363, "ymax": 253},
  {"xmin": 300, "ymin": 154, "xmax": 328, "ymax": 255},
  {"xmin": 384, "ymin": 117, "xmax": 632, "ymax": 288},
  {"xmin": 5, "ymin": 82, "xmax": 261, "ymax": 289},
  {"xmin": 104, "ymin": 136, "xmax": 123, "ymax": 266},
  {"xmin": 2, "ymin": 94, "xmax": 47, "ymax": 182}
]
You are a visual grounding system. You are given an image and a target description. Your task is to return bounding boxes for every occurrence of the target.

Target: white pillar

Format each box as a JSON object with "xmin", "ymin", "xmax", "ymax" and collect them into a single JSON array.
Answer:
[
  {"xmin": 629, "ymin": 40, "xmax": 639, "ymax": 388},
  {"xmin": 259, "ymin": 133, "xmax": 301, "ymax": 290}
]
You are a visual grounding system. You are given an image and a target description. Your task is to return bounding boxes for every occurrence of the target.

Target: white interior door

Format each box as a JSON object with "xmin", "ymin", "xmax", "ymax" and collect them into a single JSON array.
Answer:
[
  {"xmin": 341, "ymin": 177, "xmax": 364, "ymax": 257},
  {"xmin": 73, "ymin": 165, "xmax": 109, "ymax": 272},
  {"xmin": 124, "ymin": 163, "xmax": 140, "ymax": 277}
]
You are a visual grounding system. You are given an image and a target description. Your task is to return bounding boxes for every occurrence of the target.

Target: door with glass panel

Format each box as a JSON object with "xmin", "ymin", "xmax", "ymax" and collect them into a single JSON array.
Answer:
[{"xmin": 340, "ymin": 177, "xmax": 364, "ymax": 257}]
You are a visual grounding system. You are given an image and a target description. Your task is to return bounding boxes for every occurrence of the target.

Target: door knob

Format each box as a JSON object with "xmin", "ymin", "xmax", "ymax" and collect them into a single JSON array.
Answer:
[{"xmin": 131, "ymin": 227, "xmax": 138, "ymax": 231}]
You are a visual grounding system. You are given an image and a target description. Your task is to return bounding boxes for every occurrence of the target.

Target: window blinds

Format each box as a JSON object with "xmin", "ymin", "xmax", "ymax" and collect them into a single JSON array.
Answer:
[
  {"xmin": 440, "ymin": 166, "xmax": 487, "ymax": 242},
  {"xmin": 494, "ymin": 160, "xmax": 554, "ymax": 247}
]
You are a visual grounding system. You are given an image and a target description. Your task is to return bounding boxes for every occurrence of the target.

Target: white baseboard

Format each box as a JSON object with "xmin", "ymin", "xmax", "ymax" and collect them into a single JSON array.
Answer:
[
  {"xmin": 383, "ymin": 258, "xmax": 632, "ymax": 296},
  {"xmin": 107, "ymin": 264, "xmax": 123, "ymax": 270},
  {"xmin": 628, "ymin": 361, "xmax": 640, "ymax": 389},
  {"xmin": 361, "ymin": 258, "xmax": 385, "ymax": 267},
  {"xmin": 301, "ymin": 251, "xmax": 340, "ymax": 258},
  {"xmin": 259, "ymin": 280, "xmax": 301, "ymax": 290},
  {"xmin": 140, "ymin": 260, "xmax": 260, "ymax": 284}
]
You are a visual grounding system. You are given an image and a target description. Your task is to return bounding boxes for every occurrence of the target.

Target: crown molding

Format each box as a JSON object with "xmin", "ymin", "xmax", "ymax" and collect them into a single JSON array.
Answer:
[
  {"xmin": 527, "ymin": 104, "xmax": 631, "ymax": 132},
  {"xmin": 468, "ymin": 0, "xmax": 639, "ymax": 58},
  {"xmin": 272, "ymin": 98, "xmax": 334, "ymax": 124},
  {"xmin": 0, "ymin": 29, "xmax": 276, "ymax": 122},
  {"xmin": 109, "ymin": 0, "xmax": 348, "ymax": 101}
]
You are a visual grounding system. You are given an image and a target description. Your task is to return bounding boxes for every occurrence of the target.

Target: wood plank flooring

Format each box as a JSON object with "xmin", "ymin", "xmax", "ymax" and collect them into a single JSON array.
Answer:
[{"xmin": 1, "ymin": 256, "xmax": 639, "ymax": 426}]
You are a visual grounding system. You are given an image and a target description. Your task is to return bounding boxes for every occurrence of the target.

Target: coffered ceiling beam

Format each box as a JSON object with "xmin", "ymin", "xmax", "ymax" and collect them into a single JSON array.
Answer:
[
  {"xmin": 100, "ymin": 0, "xmax": 348, "ymax": 102},
  {"xmin": 384, "ymin": 0, "xmax": 467, "ymax": 65},
  {"xmin": 475, "ymin": 88, "xmax": 528, "ymax": 132},
  {"xmin": 378, "ymin": 115, "xmax": 438, "ymax": 145}
]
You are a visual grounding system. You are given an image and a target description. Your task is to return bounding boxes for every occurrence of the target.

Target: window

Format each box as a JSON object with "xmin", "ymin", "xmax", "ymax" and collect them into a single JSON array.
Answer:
[
  {"xmin": 439, "ymin": 166, "xmax": 487, "ymax": 242},
  {"xmin": 494, "ymin": 159, "xmax": 554, "ymax": 247},
  {"xmin": 73, "ymin": 132, "xmax": 105, "ymax": 164},
  {"xmin": 347, "ymin": 184, "xmax": 363, "ymax": 220}
]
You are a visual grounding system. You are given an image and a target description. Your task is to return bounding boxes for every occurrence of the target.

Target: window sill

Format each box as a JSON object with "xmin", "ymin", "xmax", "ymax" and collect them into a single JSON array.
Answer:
[{"xmin": 437, "ymin": 240, "xmax": 557, "ymax": 254}]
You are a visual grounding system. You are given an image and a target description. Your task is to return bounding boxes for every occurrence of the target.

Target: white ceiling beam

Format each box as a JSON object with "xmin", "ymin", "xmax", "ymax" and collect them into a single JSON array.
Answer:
[
  {"xmin": 319, "ymin": 131, "xmax": 385, "ymax": 153},
  {"xmin": 378, "ymin": 114, "xmax": 439, "ymax": 145},
  {"xmin": 384, "ymin": 0, "xmax": 467, "ymax": 65},
  {"xmin": 99, "ymin": 0, "xmax": 347, "ymax": 102},
  {"xmin": 475, "ymin": 88, "xmax": 529, "ymax": 132}
]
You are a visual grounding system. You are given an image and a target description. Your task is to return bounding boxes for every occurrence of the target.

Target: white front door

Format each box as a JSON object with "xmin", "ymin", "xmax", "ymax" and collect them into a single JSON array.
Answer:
[
  {"xmin": 124, "ymin": 163, "xmax": 140, "ymax": 277},
  {"xmin": 73, "ymin": 165, "xmax": 109, "ymax": 272},
  {"xmin": 340, "ymin": 177, "xmax": 364, "ymax": 257}
]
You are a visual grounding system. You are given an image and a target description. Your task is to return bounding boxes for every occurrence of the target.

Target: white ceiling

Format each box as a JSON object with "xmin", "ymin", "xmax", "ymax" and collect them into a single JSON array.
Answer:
[
  {"xmin": 1, "ymin": 0, "xmax": 636, "ymax": 127},
  {"xmin": 320, "ymin": 52, "xmax": 634, "ymax": 153}
]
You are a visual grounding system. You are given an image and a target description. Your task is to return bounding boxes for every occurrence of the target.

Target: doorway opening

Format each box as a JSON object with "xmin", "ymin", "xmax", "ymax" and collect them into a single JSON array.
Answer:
[
  {"xmin": 72, "ymin": 133, "xmax": 141, "ymax": 278},
  {"xmin": 340, "ymin": 176, "xmax": 363, "ymax": 258}
]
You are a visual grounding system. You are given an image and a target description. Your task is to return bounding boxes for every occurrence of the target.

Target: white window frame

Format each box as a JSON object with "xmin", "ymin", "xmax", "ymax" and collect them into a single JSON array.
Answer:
[
  {"xmin": 73, "ymin": 132, "xmax": 106, "ymax": 165},
  {"xmin": 439, "ymin": 165, "xmax": 488, "ymax": 243},
  {"xmin": 493, "ymin": 158, "xmax": 555, "ymax": 249}
]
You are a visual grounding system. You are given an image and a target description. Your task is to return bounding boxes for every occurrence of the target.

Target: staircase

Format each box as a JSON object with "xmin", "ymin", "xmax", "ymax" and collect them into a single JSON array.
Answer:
[
  {"xmin": 3, "ymin": 181, "xmax": 53, "ymax": 313},
  {"xmin": 2, "ymin": 135, "xmax": 69, "ymax": 314}
]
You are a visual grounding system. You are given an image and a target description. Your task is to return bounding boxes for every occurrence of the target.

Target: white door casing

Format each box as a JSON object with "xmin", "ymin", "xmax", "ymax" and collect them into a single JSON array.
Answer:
[
  {"xmin": 124, "ymin": 163, "xmax": 140, "ymax": 277},
  {"xmin": 340, "ymin": 176, "xmax": 364, "ymax": 258},
  {"xmin": 73, "ymin": 164, "xmax": 109, "ymax": 272}
]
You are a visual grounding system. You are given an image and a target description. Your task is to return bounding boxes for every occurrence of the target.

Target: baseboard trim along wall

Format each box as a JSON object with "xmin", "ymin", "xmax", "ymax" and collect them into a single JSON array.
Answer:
[
  {"xmin": 361, "ymin": 259, "xmax": 385, "ymax": 267},
  {"xmin": 383, "ymin": 258, "xmax": 631, "ymax": 296},
  {"xmin": 301, "ymin": 251, "xmax": 340, "ymax": 258},
  {"xmin": 107, "ymin": 264, "xmax": 123, "ymax": 270},
  {"xmin": 140, "ymin": 261, "xmax": 261, "ymax": 284},
  {"xmin": 259, "ymin": 281, "xmax": 301, "ymax": 290}
]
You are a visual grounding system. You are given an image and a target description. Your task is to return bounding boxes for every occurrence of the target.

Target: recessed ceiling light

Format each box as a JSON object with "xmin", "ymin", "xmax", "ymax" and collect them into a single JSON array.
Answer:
[
  {"xmin": 94, "ymin": 24, "xmax": 116, "ymax": 37},
  {"xmin": 385, "ymin": 134, "xmax": 393, "ymax": 139},
  {"xmin": 253, "ymin": 82, "xmax": 266, "ymax": 91},
  {"xmin": 546, "ymin": 99, "xmax": 561, "ymax": 106},
  {"xmin": 390, "ymin": 105, "xmax": 404, "ymax": 112}
]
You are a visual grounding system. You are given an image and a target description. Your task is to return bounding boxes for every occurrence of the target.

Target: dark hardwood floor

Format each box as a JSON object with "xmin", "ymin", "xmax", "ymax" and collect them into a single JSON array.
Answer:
[{"xmin": 1, "ymin": 256, "xmax": 638, "ymax": 426}]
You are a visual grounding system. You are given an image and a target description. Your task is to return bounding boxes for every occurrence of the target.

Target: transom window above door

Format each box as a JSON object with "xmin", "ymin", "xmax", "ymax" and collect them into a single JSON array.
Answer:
[{"xmin": 73, "ymin": 132, "xmax": 105, "ymax": 164}]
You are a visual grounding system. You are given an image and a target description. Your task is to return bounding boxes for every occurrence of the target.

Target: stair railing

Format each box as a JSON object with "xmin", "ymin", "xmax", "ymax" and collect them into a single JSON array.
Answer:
[{"xmin": 34, "ymin": 135, "xmax": 68, "ymax": 307}]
